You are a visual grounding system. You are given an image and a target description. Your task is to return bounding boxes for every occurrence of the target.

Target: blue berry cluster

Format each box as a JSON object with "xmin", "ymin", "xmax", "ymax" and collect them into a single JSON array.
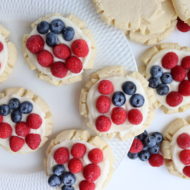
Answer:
[
  {"xmin": 48, "ymin": 164, "xmax": 76, "ymax": 190},
  {"xmin": 148, "ymin": 65, "xmax": 173, "ymax": 95},
  {"xmin": 37, "ymin": 19, "xmax": 75, "ymax": 47},
  {"xmin": 0, "ymin": 98, "xmax": 33, "ymax": 123}
]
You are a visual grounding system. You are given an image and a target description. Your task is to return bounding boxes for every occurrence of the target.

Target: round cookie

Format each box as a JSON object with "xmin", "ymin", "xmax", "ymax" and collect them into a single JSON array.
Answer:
[
  {"xmin": 161, "ymin": 118, "xmax": 190, "ymax": 179},
  {"xmin": 79, "ymin": 66, "xmax": 155, "ymax": 141},
  {"xmin": 23, "ymin": 14, "xmax": 96, "ymax": 86},
  {"xmin": 0, "ymin": 87, "xmax": 52, "ymax": 153},
  {"xmin": 45, "ymin": 129, "xmax": 114, "ymax": 190}
]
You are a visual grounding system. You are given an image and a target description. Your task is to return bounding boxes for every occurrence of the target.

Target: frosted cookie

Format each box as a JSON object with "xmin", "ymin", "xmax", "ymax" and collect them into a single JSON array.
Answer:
[
  {"xmin": 161, "ymin": 118, "xmax": 190, "ymax": 179},
  {"xmin": 141, "ymin": 43, "xmax": 190, "ymax": 113},
  {"xmin": 79, "ymin": 66, "xmax": 155, "ymax": 141},
  {"xmin": 23, "ymin": 14, "xmax": 96, "ymax": 86},
  {"xmin": 0, "ymin": 88, "xmax": 52, "ymax": 153},
  {"xmin": 0, "ymin": 25, "xmax": 17, "ymax": 82},
  {"xmin": 45, "ymin": 129, "xmax": 114, "ymax": 190}
]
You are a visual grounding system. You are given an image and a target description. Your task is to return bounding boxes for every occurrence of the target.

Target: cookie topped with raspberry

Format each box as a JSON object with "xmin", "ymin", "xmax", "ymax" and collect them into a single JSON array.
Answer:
[{"xmin": 23, "ymin": 13, "xmax": 95, "ymax": 86}]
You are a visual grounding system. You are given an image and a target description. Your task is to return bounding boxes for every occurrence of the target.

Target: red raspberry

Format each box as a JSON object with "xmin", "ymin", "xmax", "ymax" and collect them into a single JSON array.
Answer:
[
  {"xmin": 15, "ymin": 122, "xmax": 30, "ymax": 137},
  {"xmin": 53, "ymin": 44, "xmax": 71, "ymax": 60},
  {"xmin": 129, "ymin": 138, "xmax": 143, "ymax": 153},
  {"xmin": 54, "ymin": 147, "xmax": 70, "ymax": 164},
  {"xmin": 178, "ymin": 80, "xmax": 190, "ymax": 96},
  {"xmin": 181, "ymin": 56, "xmax": 190, "ymax": 69},
  {"xmin": 177, "ymin": 133, "xmax": 190, "ymax": 149},
  {"xmin": 88, "ymin": 148, "xmax": 103, "ymax": 164},
  {"xmin": 183, "ymin": 166, "xmax": 190, "ymax": 177},
  {"xmin": 27, "ymin": 113, "xmax": 42, "ymax": 129},
  {"xmin": 9, "ymin": 136, "xmax": 25, "ymax": 152},
  {"xmin": 171, "ymin": 66, "xmax": 186, "ymax": 81},
  {"xmin": 71, "ymin": 143, "xmax": 86, "ymax": 158},
  {"xmin": 0, "ymin": 42, "xmax": 3, "ymax": 52},
  {"xmin": 128, "ymin": 109, "xmax": 143, "ymax": 125},
  {"xmin": 96, "ymin": 95, "xmax": 111, "ymax": 113},
  {"xmin": 162, "ymin": 52, "xmax": 178, "ymax": 69},
  {"xmin": 0, "ymin": 122, "xmax": 12, "ymax": 139},
  {"xmin": 79, "ymin": 181, "xmax": 95, "ymax": 190},
  {"xmin": 37, "ymin": 50, "xmax": 53, "ymax": 67},
  {"xmin": 177, "ymin": 18, "xmax": 190, "ymax": 32},
  {"xmin": 26, "ymin": 35, "xmax": 44, "ymax": 54},
  {"xmin": 95, "ymin": 115, "xmax": 111, "ymax": 132},
  {"xmin": 65, "ymin": 56, "xmax": 83, "ymax": 73},
  {"xmin": 0, "ymin": 115, "xmax": 3, "ymax": 123},
  {"xmin": 179, "ymin": 150, "xmax": 190, "ymax": 165},
  {"xmin": 50, "ymin": 62, "xmax": 68, "ymax": 78},
  {"xmin": 148, "ymin": 154, "xmax": 164, "ymax": 167},
  {"xmin": 98, "ymin": 80, "xmax": 114, "ymax": 95},
  {"xmin": 25, "ymin": 133, "xmax": 41, "ymax": 150},
  {"xmin": 68, "ymin": 158, "xmax": 83, "ymax": 174},
  {"xmin": 71, "ymin": 39, "xmax": 89, "ymax": 57},
  {"xmin": 83, "ymin": 164, "xmax": 101, "ymax": 182},
  {"xmin": 188, "ymin": 70, "xmax": 190, "ymax": 80},
  {"xmin": 111, "ymin": 107, "xmax": 127, "ymax": 125},
  {"xmin": 166, "ymin": 91, "xmax": 183, "ymax": 107}
]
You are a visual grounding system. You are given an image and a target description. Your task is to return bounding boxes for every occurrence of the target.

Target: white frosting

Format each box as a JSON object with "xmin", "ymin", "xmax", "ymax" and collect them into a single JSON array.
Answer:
[
  {"xmin": 0, "ymin": 34, "xmax": 8, "ymax": 75},
  {"xmin": 26, "ymin": 15, "xmax": 92, "ymax": 80},
  {"xmin": 47, "ymin": 140, "xmax": 110, "ymax": 190}
]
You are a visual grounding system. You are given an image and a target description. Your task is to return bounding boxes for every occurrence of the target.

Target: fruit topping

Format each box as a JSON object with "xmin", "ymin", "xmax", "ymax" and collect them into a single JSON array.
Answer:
[
  {"xmin": 53, "ymin": 164, "xmax": 66, "ymax": 176},
  {"xmin": 71, "ymin": 39, "xmax": 89, "ymax": 57},
  {"xmin": 128, "ymin": 109, "xmax": 143, "ymax": 125},
  {"xmin": 88, "ymin": 148, "xmax": 103, "ymax": 164},
  {"xmin": 0, "ymin": 122, "xmax": 12, "ymax": 139},
  {"xmin": 53, "ymin": 44, "xmax": 71, "ymax": 60},
  {"xmin": 54, "ymin": 147, "xmax": 70, "ymax": 164},
  {"xmin": 50, "ymin": 62, "xmax": 68, "ymax": 78},
  {"xmin": 166, "ymin": 91, "xmax": 183, "ymax": 107},
  {"xmin": 149, "ymin": 145, "xmax": 160, "ymax": 154},
  {"xmin": 65, "ymin": 56, "xmax": 83, "ymax": 73},
  {"xmin": 62, "ymin": 172, "xmax": 76, "ymax": 186},
  {"xmin": 148, "ymin": 77, "xmax": 161, "ymax": 88},
  {"xmin": 161, "ymin": 72, "xmax": 173, "ymax": 84},
  {"xmin": 150, "ymin": 65, "xmax": 163, "ymax": 77},
  {"xmin": 19, "ymin": 101, "xmax": 33, "ymax": 114},
  {"xmin": 79, "ymin": 180, "xmax": 95, "ymax": 190},
  {"xmin": 95, "ymin": 115, "xmax": 111, "ymax": 132},
  {"xmin": 26, "ymin": 113, "xmax": 42, "ymax": 129},
  {"xmin": 122, "ymin": 81, "xmax": 136, "ymax": 95},
  {"xmin": 9, "ymin": 136, "xmax": 25, "ymax": 152},
  {"xmin": 179, "ymin": 150, "xmax": 190, "ymax": 165},
  {"xmin": 96, "ymin": 95, "xmax": 111, "ymax": 113},
  {"xmin": 162, "ymin": 52, "xmax": 178, "ymax": 69},
  {"xmin": 25, "ymin": 133, "xmax": 41, "ymax": 150},
  {"xmin": 15, "ymin": 122, "xmax": 30, "ymax": 137},
  {"xmin": 62, "ymin": 27, "xmax": 75, "ymax": 41},
  {"xmin": 129, "ymin": 138, "xmax": 143, "ymax": 153},
  {"xmin": 0, "ymin": 104, "xmax": 10, "ymax": 116},
  {"xmin": 71, "ymin": 143, "xmax": 87, "ymax": 158},
  {"xmin": 0, "ymin": 42, "xmax": 4, "ymax": 52},
  {"xmin": 177, "ymin": 133, "xmax": 190, "ymax": 149},
  {"xmin": 177, "ymin": 18, "xmax": 190, "ymax": 32},
  {"xmin": 111, "ymin": 107, "xmax": 127, "ymax": 125},
  {"xmin": 171, "ymin": 66, "xmax": 186, "ymax": 82},
  {"xmin": 148, "ymin": 154, "xmax": 164, "ymax": 167},
  {"xmin": 127, "ymin": 152, "xmax": 138, "ymax": 159},
  {"xmin": 181, "ymin": 56, "xmax": 190, "ymax": 69},
  {"xmin": 11, "ymin": 110, "xmax": 22, "ymax": 123},
  {"xmin": 68, "ymin": 158, "xmax": 83, "ymax": 174},
  {"xmin": 37, "ymin": 50, "xmax": 54, "ymax": 67},
  {"xmin": 50, "ymin": 19, "xmax": 65, "ymax": 34},
  {"xmin": 156, "ymin": 84, "xmax": 169, "ymax": 95},
  {"xmin": 48, "ymin": 174, "xmax": 62, "ymax": 187},
  {"xmin": 8, "ymin": 98, "xmax": 20, "ymax": 110},
  {"xmin": 46, "ymin": 32, "xmax": 59, "ymax": 47},
  {"xmin": 130, "ymin": 94, "xmax": 145, "ymax": 107},
  {"xmin": 98, "ymin": 80, "xmax": 114, "ymax": 95},
  {"xmin": 144, "ymin": 135, "xmax": 157, "ymax": 148},
  {"xmin": 37, "ymin": 21, "xmax": 50, "ymax": 34},
  {"xmin": 112, "ymin": 91, "xmax": 126, "ymax": 107},
  {"xmin": 138, "ymin": 151, "xmax": 151, "ymax": 161},
  {"xmin": 178, "ymin": 80, "xmax": 190, "ymax": 96},
  {"xmin": 83, "ymin": 164, "xmax": 101, "ymax": 182},
  {"xmin": 183, "ymin": 166, "xmax": 190, "ymax": 177}
]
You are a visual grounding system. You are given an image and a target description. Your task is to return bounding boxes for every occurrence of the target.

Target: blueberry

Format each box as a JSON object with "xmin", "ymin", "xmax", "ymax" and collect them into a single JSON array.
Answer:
[
  {"xmin": 62, "ymin": 186, "xmax": 74, "ymax": 190},
  {"xmin": 46, "ymin": 32, "xmax": 59, "ymax": 47},
  {"xmin": 112, "ymin": 91, "xmax": 126, "ymax": 106},
  {"xmin": 144, "ymin": 135, "xmax": 157, "ymax": 148},
  {"xmin": 130, "ymin": 94, "xmax": 145, "ymax": 107},
  {"xmin": 161, "ymin": 72, "xmax": 173, "ymax": 84},
  {"xmin": 137, "ymin": 130, "xmax": 148, "ymax": 141},
  {"xmin": 143, "ymin": 145, "xmax": 149, "ymax": 151},
  {"xmin": 50, "ymin": 19, "xmax": 65, "ymax": 34},
  {"xmin": 11, "ymin": 110, "xmax": 22, "ymax": 123},
  {"xmin": 53, "ymin": 165, "xmax": 65, "ymax": 176},
  {"xmin": 122, "ymin": 81, "xmax": 136, "ymax": 95},
  {"xmin": 62, "ymin": 172, "xmax": 76, "ymax": 186},
  {"xmin": 127, "ymin": 152, "xmax": 138, "ymax": 159},
  {"xmin": 0, "ymin": 104, "xmax": 10, "ymax": 116},
  {"xmin": 48, "ymin": 175, "xmax": 62, "ymax": 187},
  {"xmin": 149, "ymin": 145, "xmax": 160, "ymax": 154},
  {"xmin": 148, "ymin": 77, "xmax": 161, "ymax": 88},
  {"xmin": 156, "ymin": 84, "xmax": 169, "ymax": 95},
  {"xmin": 19, "ymin": 101, "xmax": 33, "ymax": 114},
  {"xmin": 62, "ymin": 27, "xmax": 75, "ymax": 41},
  {"xmin": 150, "ymin": 66, "xmax": 163, "ymax": 78},
  {"xmin": 37, "ymin": 21, "xmax": 50, "ymax": 34},
  {"xmin": 8, "ymin": 98, "xmax": 20, "ymax": 110},
  {"xmin": 138, "ymin": 151, "xmax": 150, "ymax": 161},
  {"xmin": 151, "ymin": 132, "xmax": 163, "ymax": 144}
]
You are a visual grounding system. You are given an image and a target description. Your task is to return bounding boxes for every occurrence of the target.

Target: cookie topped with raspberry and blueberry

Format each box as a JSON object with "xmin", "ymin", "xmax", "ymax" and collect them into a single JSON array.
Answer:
[
  {"xmin": 23, "ymin": 14, "xmax": 95, "ymax": 86},
  {"xmin": 0, "ymin": 87, "xmax": 52, "ymax": 153},
  {"xmin": 79, "ymin": 66, "xmax": 155, "ymax": 141},
  {"xmin": 45, "ymin": 129, "xmax": 114, "ymax": 190}
]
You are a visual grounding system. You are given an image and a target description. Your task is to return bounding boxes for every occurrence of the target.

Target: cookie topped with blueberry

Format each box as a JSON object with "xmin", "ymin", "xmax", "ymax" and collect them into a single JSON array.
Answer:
[{"xmin": 24, "ymin": 14, "xmax": 95, "ymax": 86}]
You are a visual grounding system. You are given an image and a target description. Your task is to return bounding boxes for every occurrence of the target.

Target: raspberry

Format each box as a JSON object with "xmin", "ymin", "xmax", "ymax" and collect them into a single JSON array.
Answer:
[
  {"xmin": 166, "ymin": 91, "xmax": 183, "ymax": 107},
  {"xmin": 177, "ymin": 133, "xmax": 190, "ymax": 149},
  {"xmin": 68, "ymin": 158, "xmax": 83, "ymax": 174},
  {"xmin": 83, "ymin": 164, "xmax": 101, "ymax": 182},
  {"xmin": 15, "ymin": 122, "xmax": 30, "ymax": 137},
  {"xmin": 98, "ymin": 80, "xmax": 114, "ymax": 95},
  {"xmin": 79, "ymin": 181, "xmax": 95, "ymax": 190},
  {"xmin": 25, "ymin": 133, "xmax": 41, "ymax": 150},
  {"xmin": 65, "ymin": 56, "xmax": 83, "ymax": 73},
  {"xmin": 95, "ymin": 115, "xmax": 111, "ymax": 132},
  {"xmin": 71, "ymin": 143, "xmax": 86, "ymax": 158},
  {"xmin": 51, "ymin": 62, "xmax": 68, "ymax": 78},
  {"xmin": 53, "ymin": 44, "xmax": 71, "ymax": 60},
  {"xmin": 9, "ymin": 136, "xmax": 25, "ymax": 152},
  {"xmin": 27, "ymin": 113, "xmax": 42, "ymax": 129},
  {"xmin": 171, "ymin": 66, "xmax": 186, "ymax": 81},
  {"xmin": 37, "ymin": 50, "xmax": 53, "ymax": 67},
  {"xmin": 0, "ymin": 42, "xmax": 3, "ymax": 52},
  {"xmin": 129, "ymin": 138, "xmax": 143, "ymax": 153},
  {"xmin": 71, "ymin": 39, "xmax": 89, "ymax": 57},
  {"xmin": 0, "ymin": 115, "xmax": 3, "ymax": 123},
  {"xmin": 178, "ymin": 80, "xmax": 190, "ymax": 96},
  {"xmin": 148, "ymin": 154, "xmax": 164, "ymax": 167},
  {"xmin": 26, "ymin": 35, "xmax": 44, "ymax": 54},
  {"xmin": 88, "ymin": 148, "xmax": 103, "ymax": 164},
  {"xmin": 188, "ymin": 70, "xmax": 190, "ymax": 81},
  {"xmin": 162, "ymin": 52, "xmax": 178, "ymax": 69},
  {"xmin": 96, "ymin": 95, "xmax": 111, "ymax": 113},
  {"xmin": 111, "ymin": 107, "xmax": 127, "ymax": 125},
  {"xmin": 183, "ymin": 166, "xmax": 190, "ymax": 177},
  {"xmin": 179, "ymin": 150, "xmax": 190, "ymax": 165},
  {"xmin": 54, "ymin": 147, "xmax": 69, "ymax": 164},
  {"xmin": 0, "ymin": 122, "xmax": 12, "ymax": 139},
  {"xmin": 177, "ymin": 18, "xmax": 190, "ymax": 32},
  {"xmin": 128, "ymin": 109, "xmax": 143, "ymax": 125},
  {"xmin": 181, "ymin": 56, "xmax": 190, "ymax": 69}
]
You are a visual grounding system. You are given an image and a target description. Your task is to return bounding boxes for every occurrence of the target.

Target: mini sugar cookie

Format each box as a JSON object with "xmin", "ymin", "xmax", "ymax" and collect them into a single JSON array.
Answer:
[
  {"xmin": 0, "ymin": 25, "xmax": 17, "ymax": 82},
  {"xmin": 45, "ymin": 129, "xmax": 114, "ymax": 190},
  {"xmin": 0, "ymin": 87, "xmax": 52, "ymax": 153},
  {"xmin": 79, "ymin": 66, "xmax": 155, "ymax": 141},
  {"xmin": 141, "ymin": 43, "xmax": 190, "ymax": 114},
  {"xmin": 23, "ymin": 14, "xmax": 96, "ymax": 86},
  {"xmin": 161, "ymin": 118, "xmax": 190, "ymax": 179}
]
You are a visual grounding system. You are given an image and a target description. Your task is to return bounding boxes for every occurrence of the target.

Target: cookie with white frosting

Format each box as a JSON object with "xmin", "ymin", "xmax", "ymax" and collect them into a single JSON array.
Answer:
[
  {"xmin": 23, "ymin": 14, "xmax": 96, "ymax": 86},
  {"xmin": 45, "ymin": 129, "xmax": 114, "ymax": 190},
  {"xmin": 0, "ymin": 87, "xmax": 52, "ymax": 153}
]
